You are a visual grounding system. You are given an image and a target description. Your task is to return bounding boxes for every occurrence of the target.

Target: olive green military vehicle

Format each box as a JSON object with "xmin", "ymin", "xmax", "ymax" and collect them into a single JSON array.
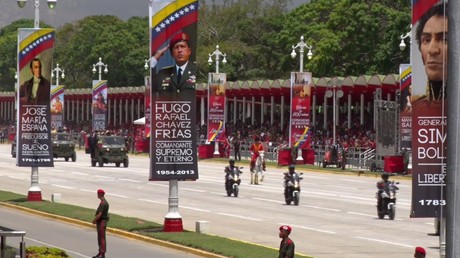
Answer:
[
  {"xmin": 52, "ymin": 133, "xmax": 77, "ymax": 162},
  {"xmin": 91, "ymin": 135, "xmax": 129, "ymax": 167}
]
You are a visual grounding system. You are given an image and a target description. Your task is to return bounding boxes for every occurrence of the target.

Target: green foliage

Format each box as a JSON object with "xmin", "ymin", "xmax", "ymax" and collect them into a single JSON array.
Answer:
[
  {"xmin": 26, "ymin": 246, "xmax": 69, "ymax": 257},
  {"xmin": 0, "ymin": 190, "xmax": 313, "ymax": 258}
]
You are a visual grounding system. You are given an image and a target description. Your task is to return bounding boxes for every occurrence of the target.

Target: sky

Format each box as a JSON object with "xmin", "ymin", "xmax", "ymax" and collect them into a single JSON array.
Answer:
[{"xmin": 0, "ymin": 0, "xmax": 306, "ymax": 29}]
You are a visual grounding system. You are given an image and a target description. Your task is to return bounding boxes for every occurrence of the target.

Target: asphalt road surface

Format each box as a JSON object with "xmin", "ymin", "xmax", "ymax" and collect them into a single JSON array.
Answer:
[
  {"xmin": 0, "ymin": 144, "xmax": 440, "ymax": 258},
  {"xmin": 0, "ymin": 205, "xmax": 204, "ymax": 258}
]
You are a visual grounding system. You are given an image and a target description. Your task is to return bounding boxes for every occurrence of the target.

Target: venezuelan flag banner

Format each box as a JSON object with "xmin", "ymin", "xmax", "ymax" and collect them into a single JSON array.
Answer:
[
  {"xmin": 207, "ymin": 73, "xmax": 226, "ymax": 143},
  {"xmin": 16, "ymin": 28, "xmax": 55, "ymax": 167},
  {"xmin": 92, "ymin": 80, "xmax": 108, "ymax": 132},
  {"xmin": 289, "ymin": 72, "xmax": 312, "ymax": 151},
  {"xmin": 410, "ymin": 1, "xmax": 447, "ymax": 218},
  {"xmin": 149, "ymin": 0, "xmax": 199, "ymax": 181},
  {"xmin": 51, "ymin": 84, "xmax": 65, "ymax": 130}
]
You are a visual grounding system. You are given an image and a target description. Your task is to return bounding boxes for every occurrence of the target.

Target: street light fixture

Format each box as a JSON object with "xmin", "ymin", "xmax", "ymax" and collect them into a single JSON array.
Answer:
[
  {"xmin": 92, "ymin": 57, "xmax": 108, "ymax": 81},
  {"xmin": 208, "ymin": 45, "xmax": 227, "ymax": 73},
  {"xmin": 399, "ymin": 25, "xmax": 412, "ymax": 51},
  {"xmin": 17, "ymin": 0, "xmax": 58, "ymax": 28},
  {"xmin": 51, "ymin": 63, "xmax": 65, "ymax": 86},
  {"xmin": 291, "ymin": 36, "xmax": 313, "ymax": 73}
]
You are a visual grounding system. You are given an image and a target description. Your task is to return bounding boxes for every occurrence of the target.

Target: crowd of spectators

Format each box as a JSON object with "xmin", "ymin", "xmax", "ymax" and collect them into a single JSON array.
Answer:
[{"xmin": 1, "ymin": 109, "xmax": 377, "ymax": 153}]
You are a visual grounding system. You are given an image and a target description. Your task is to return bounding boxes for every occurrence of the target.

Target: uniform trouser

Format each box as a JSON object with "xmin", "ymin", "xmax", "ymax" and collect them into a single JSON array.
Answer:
[
  {"xmin": 97, "ymin": 220, "xmax": 107, "ymax": 254},
  {"xmin": 234, "ymin": 148, "xmax": 241, "ymax": 161}
]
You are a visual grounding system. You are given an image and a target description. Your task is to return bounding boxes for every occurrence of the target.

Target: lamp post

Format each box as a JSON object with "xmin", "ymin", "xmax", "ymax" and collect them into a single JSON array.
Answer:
[
  {"xmin": 208, "ymin": 45, "xmax": 227, "ymax": 73},
  {"xmin": 326, "ymin": 79, "xmax": 343, "ymax": 147},
  {"xmin": 290, "ymin": 36, "xmax": 313, "ymax": 162},
  {"xmin": 51, "ymin": 63, "xmax": 65, "ymax": 86},
  {"xmin": 92, "ymin": 57, "xmax": 108, "ymax": 81},
  {"xmin": 208, "ymin": 45, "xmax": 227, "ymax": 156},
  {"xmin": 291, "ymin": 36, "xmax": 313, "ymax": 73},
  {"xmin": 17, "ymin": 0, "xmax": 58, "ymax": 202},
  {"xmin": 17, "ymin": 0, "xmax": 57, "ymax": 29}
]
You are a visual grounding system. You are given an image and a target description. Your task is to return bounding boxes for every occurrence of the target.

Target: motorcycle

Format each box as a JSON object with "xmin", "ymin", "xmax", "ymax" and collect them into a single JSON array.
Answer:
[
  {"xmin": 376, "ymin": 181, "xmax": 399, "ymax": 220},
  {"xmin": 284, "ymin": 172, "xmax": 303, "ymax": 205},
  {"xmin": 225, "ymin": 167, "xmax": 243, "ymax": 197}
]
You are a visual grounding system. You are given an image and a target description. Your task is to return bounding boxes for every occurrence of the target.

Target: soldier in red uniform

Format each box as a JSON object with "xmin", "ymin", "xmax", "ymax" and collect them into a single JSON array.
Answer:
[
  {"xmin": 92, "ymin": 189, "xmax": 109, "ymax": 258},
  {"xmin": 278, "ymin": 225, "xmax": 295, "ymax": 258},
  {"xmin": 250, "ymin": 136, "xmax": 266, "ymax": 172}
]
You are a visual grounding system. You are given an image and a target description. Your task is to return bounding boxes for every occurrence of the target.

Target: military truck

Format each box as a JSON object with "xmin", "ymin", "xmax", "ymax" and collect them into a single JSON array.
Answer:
[
  {"xmin": 52, "ymin": 132, "xmax": 77, "ymax": 162},
  {"xmin": 91, "ymin": 135, "xmax": 129, "ymax": 167}
]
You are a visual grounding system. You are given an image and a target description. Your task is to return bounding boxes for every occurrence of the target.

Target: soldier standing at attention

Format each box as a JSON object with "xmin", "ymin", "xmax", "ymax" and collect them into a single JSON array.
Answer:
[
  {"xmin": 278, "ymin": 225, "xmax": 295, "ymax": 258},
  {"xmin": 92, "ymin": 189, "xmax": 109, "ymax": 258}
]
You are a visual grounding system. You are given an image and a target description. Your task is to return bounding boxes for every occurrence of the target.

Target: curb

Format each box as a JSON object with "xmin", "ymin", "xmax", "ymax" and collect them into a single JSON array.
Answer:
[{"xmin": 0, "ymin": 202, "xmax": 228, "ymax": 258}]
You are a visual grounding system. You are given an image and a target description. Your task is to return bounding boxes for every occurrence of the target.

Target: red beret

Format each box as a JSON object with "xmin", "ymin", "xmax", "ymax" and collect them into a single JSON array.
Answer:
[
  {"xmin": 279, "ymin": 225, "xmax": 292, "ymax": 233},
  {"xmin": 169, "ymin": 32, "xmax": 190, "ymax": 51},
  {"xmin": 97, "ymin": 189, "xmax": 105, "ymax": 194},
  {"xmin": 415, "ymin": 246, "xmax": 426, "ymax": 255}
]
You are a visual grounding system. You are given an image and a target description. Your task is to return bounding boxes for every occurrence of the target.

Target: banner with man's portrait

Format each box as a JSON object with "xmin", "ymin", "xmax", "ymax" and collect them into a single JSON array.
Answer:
[
  {"xmin": 399, "ymin": 64, "xmax": 412, "ymax": 149},
  {"xmin": 289, "ymin": 72, "xmax": 312, "ymax": 150},
  {"xmin": 207, "ymin": 73, "xmax": 226, "ymax": 143},
  {"xmin": 410, "ymin": 1, "xmax": 447, "ymax": 218},
  {"xmin": 51, "ymin": 84, "xmax": 64, "ymax": 130},
  {"xmin": 92, "ymin": 80, "xmax": 108, "ymax": 132},
  {"xmin": 16, "ymin": 28, "xmax": 55, "ymax": 167},
  {"xmin": 149, "ymin": 0, "xmax": 199, "ymax": 181}
]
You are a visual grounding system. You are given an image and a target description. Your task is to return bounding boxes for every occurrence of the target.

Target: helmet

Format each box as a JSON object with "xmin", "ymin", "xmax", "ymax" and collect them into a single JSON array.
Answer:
[
  {"xmin": 381, "ymin": 172, "xmax": 390, "ymax": 179},
  {"xmin": 229, "ymin": 159, "xmax": 235, "ymax": 164},
  {"xmin": 288, "ymin": 164, "xmax": 295, "ymax": 172}
]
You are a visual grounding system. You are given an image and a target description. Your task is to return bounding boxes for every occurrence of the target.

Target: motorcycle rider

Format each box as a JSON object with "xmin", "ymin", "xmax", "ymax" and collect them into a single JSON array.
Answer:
[
  {"xmin": 224, "ymin": 159, "xmax": 241, "ymax": 192},
  {"xmin": 376, "ymin": 172, "xmax": 390, "ymax": 210},
  {"xmin": 283, "ymin": 165, "xmax": 298, "ymax": 199},
  {"xmin": 250, "ymin": 136, "xmax": 266, "ymax": 172}
]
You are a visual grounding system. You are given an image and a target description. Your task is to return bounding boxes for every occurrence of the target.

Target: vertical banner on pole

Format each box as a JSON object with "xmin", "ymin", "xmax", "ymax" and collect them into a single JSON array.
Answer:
[
  {"xmin": 92, "ymin": 80, "xmax": 108, "ymax": 132},
  {"xmin": 207, "ymin": 73, "xmax": 226, "ymax": 143},
  {"xmin": 410, "ymin": 1, "xmax": 447, "ymax": 218},
  {"xmin": 145, "ymin": 76, "xmax": 151, "ymax": 138},
  {"xmin": 399, "ymin": 64, "xmax": 412, "ymax": 149},
  {"xmin": 51, "ymin": 84, "xmax": 64, "ymax": 130},
  {"xmin": 289, "ymin": 72, "xmax": 312, "ymax": 150},
  {"xmin": 17, "ymin": 28, "xmax": 55, "ymax": 167},
  {"xmin": 149, "ymin": 0, "xmax": 199, "ymax": 181}
]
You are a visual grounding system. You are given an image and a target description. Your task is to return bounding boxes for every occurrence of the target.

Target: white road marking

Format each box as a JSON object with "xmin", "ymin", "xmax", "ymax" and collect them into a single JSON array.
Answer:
[
  {"xmin": 106, "ymin": 193, "xmax": 129, "ymax": 198},
  {"xmin": 217, "ymin": 212, "xmax": 262, "ymax": 221},
  {"xmin": 138, "ymin": 198, "xmax": 166, "ymax": 205},
  {"xmin": 252, "ymin": 197, "xmax": 284, "ymax": 204},
  {"xmin": 8, "ymin": 175, "xmax": 25, "ymax": 180},
  {"xmin": 180, "ymin": 206, "xmax": 211, "ymax": 212},
  {"xmin": 52, "ymin": 184, "xmax": 75, "ymax": 189},
  {"xmin": 287, "ymin": 223, "xmax": 337, "ymax": 234},
  {"xmin": 25, "ymin": 237, "xmax": 90, "ymax": 258},
  {"xmin": 347, "ymin": 211, "xmax": 376, "ymax": 217},
  {"xmin": 71, "ymin": 172, "xmax": 89, "ymax": 176},
  {"xmin": 355, "ymin": 236, "xmax": 414, "ymax": 248},
  {"xmin": 95, "ymin": 175, "xmax": 112, "ymax": 179},
  {"xmin": 80, "ymin": 189, "xmax": 95, "ymax": 193},
  {"xmin": 118, "ymin": 178, "xmax": 142, "ymax": 183},
  {"xmin": 303, "ymin": 205, "xmax": 340, "ymax": 212},
  {"xmin": 181, "ymin": 187, "xmax": 206, "ymax": 193}
]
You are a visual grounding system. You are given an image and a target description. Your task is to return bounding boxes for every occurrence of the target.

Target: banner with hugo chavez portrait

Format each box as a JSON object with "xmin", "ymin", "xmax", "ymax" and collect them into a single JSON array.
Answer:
[
  {"xmin": 410, "ymin": 1, "xmax": 447, "ymax": 218},
  {"xmin": 92, "ymin": 80, "xmax": 108, "ymax": 132},
  {"xmin": 16, "ymin": 28, "xmax": 55, "ymax": 167},
  {"xmin": 149, "ymin": 0, "xmax": 199, "ymax": 181}
]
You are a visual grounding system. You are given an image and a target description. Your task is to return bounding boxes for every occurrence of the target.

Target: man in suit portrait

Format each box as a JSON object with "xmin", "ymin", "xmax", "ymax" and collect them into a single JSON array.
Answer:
[
  {"xmin": 19, "ymin": 58, "xmax": 51, "ymax": 105},
  {"xmin": 150, "ymin": 32, "xmax": 197, "ymax": 94}
]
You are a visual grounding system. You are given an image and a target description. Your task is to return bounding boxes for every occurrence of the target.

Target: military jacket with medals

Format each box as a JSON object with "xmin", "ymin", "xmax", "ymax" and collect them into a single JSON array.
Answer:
[{"xmin": 152, "ymin": 62, "xmax": 197, "ymax": 95}]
